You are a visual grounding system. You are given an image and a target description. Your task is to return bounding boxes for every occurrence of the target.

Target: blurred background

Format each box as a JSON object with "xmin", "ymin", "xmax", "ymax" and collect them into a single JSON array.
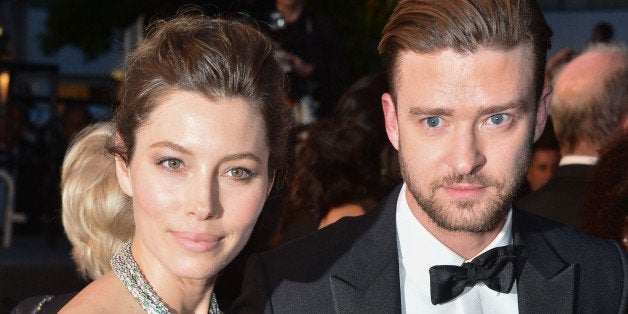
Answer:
[{"xmin": 0, "ymin": 0, "xmax": 626, "ymax": 312}]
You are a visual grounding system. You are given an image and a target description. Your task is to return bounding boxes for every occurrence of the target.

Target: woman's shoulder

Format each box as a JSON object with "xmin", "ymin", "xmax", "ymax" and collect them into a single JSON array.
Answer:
[
  {"xmin": 11, "ymin": 292, "xmax": 77, "ymax": 314},
  {"xmin": 60, "ymin": 272, "xmax": 139, "ymax": 313}
]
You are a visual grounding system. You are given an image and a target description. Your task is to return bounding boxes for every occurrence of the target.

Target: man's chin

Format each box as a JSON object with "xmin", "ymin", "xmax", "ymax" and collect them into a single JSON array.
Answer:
[{"xmin": 423, "ymin": 200, "xmax": 508, "ymax": 233}]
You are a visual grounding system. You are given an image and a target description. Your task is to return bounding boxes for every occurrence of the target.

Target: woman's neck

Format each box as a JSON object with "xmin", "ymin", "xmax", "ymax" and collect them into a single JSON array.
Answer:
[{"xmin": 130, "ymin": 240, "xmax": 216, "ymax": 313}]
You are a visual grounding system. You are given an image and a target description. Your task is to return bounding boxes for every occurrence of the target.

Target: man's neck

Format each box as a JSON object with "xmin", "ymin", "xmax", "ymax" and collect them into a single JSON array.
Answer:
[
  {"xmin": 406, "ymin": 190, "xmax": 506, "ymax": 260},
  {"xmin": 560, "ymin": 141, "xmax": 600, "ymax": 157}
]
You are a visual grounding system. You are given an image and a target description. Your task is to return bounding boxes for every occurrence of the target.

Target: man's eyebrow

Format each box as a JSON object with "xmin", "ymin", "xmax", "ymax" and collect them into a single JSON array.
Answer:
[
  {"xmin": 408, "ymin": 100, "xmax": 529, "ymax": 117},
  {"xmin": 409, "ymin": 107, "xmax": 453, "ymax": 117},
  {"xmin": 478, "ymin": 100, "xmax": 529, "ymax": 116},
  {"xmin": 149, "ymin": 141, "xmax": 192, "ymax": 155}
]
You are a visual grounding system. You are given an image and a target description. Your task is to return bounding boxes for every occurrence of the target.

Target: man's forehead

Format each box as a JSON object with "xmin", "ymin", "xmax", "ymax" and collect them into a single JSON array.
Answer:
[
  {"xmin": 391, "ymin": 45, "xmax": 536, "ymax": 92},
  {"xmin": 396, "ymin": 44, "xmax": 534, "ymax": 69},
  {"xmin": 389, "ymin": 46, "xmax": 538, "ymax": 111}
]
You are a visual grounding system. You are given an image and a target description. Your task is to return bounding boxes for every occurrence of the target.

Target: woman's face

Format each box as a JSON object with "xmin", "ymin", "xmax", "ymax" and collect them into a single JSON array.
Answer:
[{"xmin": 115, "ymin": 90, "xmax": 272, "ymax": 281}]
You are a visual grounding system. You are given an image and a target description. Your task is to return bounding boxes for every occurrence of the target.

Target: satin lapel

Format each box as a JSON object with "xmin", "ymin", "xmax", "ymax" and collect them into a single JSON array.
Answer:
[
  {"xmin": 330, "ymin": 185, "xmax": 402, "ymax": 313},
  {"xmin": 512, "ymin": 209, "xmax": 576, "ymax": 314}
]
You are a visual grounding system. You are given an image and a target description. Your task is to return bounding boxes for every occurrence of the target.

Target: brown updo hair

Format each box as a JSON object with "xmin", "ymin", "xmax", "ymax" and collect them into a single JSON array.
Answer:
[{"xmin": 109, "ymin": 14, "xmax": 293, "ymax": 174}]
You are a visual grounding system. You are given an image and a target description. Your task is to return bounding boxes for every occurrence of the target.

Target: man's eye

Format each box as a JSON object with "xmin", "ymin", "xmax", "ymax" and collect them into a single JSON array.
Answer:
[
  {"xmin": 488, "ymin": 114, "xmax": 508, "ymax": 125},
  {"xmin": 161, "ymin": 159, "xmax": 182, "ymax": 170},
  {"xmin": 425, "ymin": 116, "xmax": 443, "ymax": 127},
  {"xmin": 227, "ymin": 167, "xmax": 252, "ymax": 179}
]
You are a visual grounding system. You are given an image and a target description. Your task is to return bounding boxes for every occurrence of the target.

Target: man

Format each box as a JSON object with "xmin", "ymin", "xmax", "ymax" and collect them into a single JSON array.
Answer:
[
  {"xmin": 263, "ymin": 0, "xmax": 348, "ymax": 122},
  {"xmin": 519, "ymin": 119, "xmax": 560, "ymax": 196},
  {"xmin": 516, "ymin": 42, "xmax": 628, "ymax": 229},
  {"xmin": 233, "ymin": 0, "xmax": 628, "ymax": 313}
]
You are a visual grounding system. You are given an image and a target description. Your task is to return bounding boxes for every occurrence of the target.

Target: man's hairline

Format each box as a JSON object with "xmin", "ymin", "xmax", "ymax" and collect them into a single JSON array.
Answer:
[{"xmin": 386, "ymin": 44, "xmax": 541, "ymax": 109}]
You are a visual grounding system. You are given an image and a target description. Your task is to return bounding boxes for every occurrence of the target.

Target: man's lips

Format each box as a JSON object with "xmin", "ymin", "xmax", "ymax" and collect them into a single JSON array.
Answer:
[
  {"xmin": 170, "ymin": 231, "xmax": 223, "ymax": 253},
  {"xmin": 441, "ymin": 183, "xmax": 487, "ymax": 199}
]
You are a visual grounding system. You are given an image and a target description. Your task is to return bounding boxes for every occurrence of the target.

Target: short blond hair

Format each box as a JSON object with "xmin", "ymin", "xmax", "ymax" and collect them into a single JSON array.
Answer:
[{"xmin": 61, "ymin": 122, "xmax": 133, "ymax": 280}]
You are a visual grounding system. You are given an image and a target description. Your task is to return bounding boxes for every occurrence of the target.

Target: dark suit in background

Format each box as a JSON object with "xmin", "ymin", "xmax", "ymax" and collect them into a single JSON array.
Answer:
[
  {"xmin": 233, "ymin": 186, "xmax": 628, "ymax": 314},
  {"xmin": 516, "ymin": 164, "xmax": 592, "ymax": 229}
]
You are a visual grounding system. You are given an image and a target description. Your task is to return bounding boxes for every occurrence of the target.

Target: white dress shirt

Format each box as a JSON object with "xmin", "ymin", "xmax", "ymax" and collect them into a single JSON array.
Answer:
[
  {"xmin": 397, "ymin": 184, "xmax": 519, "ymax": 314},
  {"xmin": 558, "ymin": 155, "xmax": 598, "ymax": 166}
]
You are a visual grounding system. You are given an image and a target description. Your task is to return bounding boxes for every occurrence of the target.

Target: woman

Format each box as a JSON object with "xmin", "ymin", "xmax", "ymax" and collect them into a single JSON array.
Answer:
[{"xmin": 61, "ymin": 15, "xmax": 292, "ymax": 313}]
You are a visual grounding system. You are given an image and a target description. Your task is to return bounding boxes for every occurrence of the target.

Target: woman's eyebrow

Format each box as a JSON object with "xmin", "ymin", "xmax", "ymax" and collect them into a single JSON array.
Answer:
[
  {"xmin": 149, "ymin": 141, "xmax": 192, "ymax": 155},
  {"xmin": 220, "ymin": 153, "xmax": 262, "ymax": 164}
]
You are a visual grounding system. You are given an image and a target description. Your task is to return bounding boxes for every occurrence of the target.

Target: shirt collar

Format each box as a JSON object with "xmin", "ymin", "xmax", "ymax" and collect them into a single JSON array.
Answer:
[
  {"xmin": 396, "ymin": 182, "xmax": 513, "ymax": 269},
  {"xmin": 559, "ymin": 155, "xmax": 598, "ymax": 166}
]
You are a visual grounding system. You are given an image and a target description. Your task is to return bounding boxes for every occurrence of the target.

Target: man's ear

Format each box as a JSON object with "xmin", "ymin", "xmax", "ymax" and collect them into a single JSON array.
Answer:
[
  {"xmin": 382, "ymin": 92, "xmax": 400, "ymax": 150},
  {"xmin": 533, "ymin": 86, "xmax": 551, "ymax": 142}
]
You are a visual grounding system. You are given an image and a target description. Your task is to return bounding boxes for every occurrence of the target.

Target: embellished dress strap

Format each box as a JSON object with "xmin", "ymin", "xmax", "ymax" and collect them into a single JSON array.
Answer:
[{"xmin": 111, "ymin": 242, "xmax": 221, "ymax": 314}]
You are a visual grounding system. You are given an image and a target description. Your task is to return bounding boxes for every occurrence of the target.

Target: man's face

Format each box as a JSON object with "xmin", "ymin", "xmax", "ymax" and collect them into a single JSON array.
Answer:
[{"xmin": 382, "ymin": 45, "xmax": 549, "ymax": 233}]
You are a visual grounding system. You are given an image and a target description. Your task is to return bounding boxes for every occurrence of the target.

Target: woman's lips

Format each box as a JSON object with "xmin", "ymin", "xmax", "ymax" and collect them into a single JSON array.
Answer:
[{"xmin": 170, "ymin": 231, "xmax": 223, "ymax": 253}]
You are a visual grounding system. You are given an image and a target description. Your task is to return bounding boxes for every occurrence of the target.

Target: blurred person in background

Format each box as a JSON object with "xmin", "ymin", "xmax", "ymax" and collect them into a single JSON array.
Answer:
[
  {"xmin": 516, "ymin": 119, "xmax": 560, "ymax": 198},
  {"xmin": 262, "ymin": 0, "xmax": 348, "ymax": 123},
  {"xmin": 516, "ymin": 42, "xmax": 628, "ymax": 229},
  {"xmin": 589, "ymin": 21, "xmax": 615, "ymax": 44},
  {"xmin": 272, "ymin": 72, "xmax": 400, "ymax": 246},
  {"xmin": 581, "ymin": 132, "xmax": 628, "ymax": 252}
]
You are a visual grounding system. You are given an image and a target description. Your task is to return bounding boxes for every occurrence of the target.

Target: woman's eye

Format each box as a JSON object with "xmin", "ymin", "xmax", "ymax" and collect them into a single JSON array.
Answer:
[
  {"xmin": 488, "ymin": 114, "xmax": 509, "ymax": 125},
  {"xmin": 227, "ymin": 167, "xmax": 251, "ymax": 179},
  {"xmin": 425, "ymin": 116, "xmax": 443, "ymax": 128},
  {"xmin": 161, "ymin": 159, "xmax": 183, "ymax": 170}
]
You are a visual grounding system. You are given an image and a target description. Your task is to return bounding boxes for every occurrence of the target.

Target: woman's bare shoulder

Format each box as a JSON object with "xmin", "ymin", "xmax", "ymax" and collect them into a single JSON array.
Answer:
[{"xmin": 59, "ymin": 271, "xmax": 140, "ymax": 313}]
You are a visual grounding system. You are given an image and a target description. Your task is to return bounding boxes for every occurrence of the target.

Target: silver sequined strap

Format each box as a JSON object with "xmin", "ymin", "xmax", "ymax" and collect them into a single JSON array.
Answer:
[
  {"xmin": 111, "ymin": 242, "xmax": 169, "ymax": 314},
  {"xmin": 110, "ymin": 242, "xmax": 221, "ymax": 314}
]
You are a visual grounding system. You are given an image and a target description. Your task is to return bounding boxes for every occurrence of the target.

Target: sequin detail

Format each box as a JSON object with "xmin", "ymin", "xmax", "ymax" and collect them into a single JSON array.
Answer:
[{"xmin": 111, "ymin": 242, "xmax": 220, "ymax": 314}]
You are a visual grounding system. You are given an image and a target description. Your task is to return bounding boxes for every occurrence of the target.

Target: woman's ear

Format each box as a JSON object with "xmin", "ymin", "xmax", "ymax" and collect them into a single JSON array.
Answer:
[
  {"xmin": 267, "ymin": 169, "xmax": 276, "ymax": 198},
  {"xmin": 113, "ymin": 134, "xmax": 133, "ymax": 197}
]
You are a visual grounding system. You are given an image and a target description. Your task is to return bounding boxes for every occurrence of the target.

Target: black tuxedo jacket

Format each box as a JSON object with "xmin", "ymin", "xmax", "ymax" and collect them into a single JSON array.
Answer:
[
  {"xmin": 516, "ymin": 164, "xmax": 592, "ymax": 228},
  {"xmin": 233, "ymin": 185, "xmax": 628, "ymax": 313}
]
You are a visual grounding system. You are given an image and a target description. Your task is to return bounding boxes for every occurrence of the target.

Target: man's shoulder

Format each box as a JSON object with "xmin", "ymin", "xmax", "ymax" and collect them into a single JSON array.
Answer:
[{"xmin": 514, "ymin": 208, "xmax": 627, "ymax": 312}]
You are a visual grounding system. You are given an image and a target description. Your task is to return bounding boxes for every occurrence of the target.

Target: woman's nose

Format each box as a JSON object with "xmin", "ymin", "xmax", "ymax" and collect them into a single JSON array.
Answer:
[{"xmin": 188, "ymin": 174, "xmax": 222, "ymax": 220}]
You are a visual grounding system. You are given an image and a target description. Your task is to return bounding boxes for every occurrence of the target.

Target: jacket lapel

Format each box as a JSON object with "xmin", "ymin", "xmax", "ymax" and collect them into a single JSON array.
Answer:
[
  {"xmin": 513, "ymin": 209, "xmax": 576, "ymax": 314},
  {"xmin": 329, "ymin": 185, "xmax": 402, "ymax": 313}
]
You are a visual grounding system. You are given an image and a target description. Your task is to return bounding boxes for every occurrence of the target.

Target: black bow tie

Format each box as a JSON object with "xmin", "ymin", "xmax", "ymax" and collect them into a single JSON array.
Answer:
[{"xmin": 428, "ymin": 245, "xmax": 525, "ymax": 305}]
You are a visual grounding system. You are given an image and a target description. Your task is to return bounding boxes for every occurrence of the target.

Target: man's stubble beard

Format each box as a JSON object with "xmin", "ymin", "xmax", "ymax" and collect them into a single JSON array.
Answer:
[{"xmin": 399, "ymin": 132, "xmax": 533, "ymax": 233}]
